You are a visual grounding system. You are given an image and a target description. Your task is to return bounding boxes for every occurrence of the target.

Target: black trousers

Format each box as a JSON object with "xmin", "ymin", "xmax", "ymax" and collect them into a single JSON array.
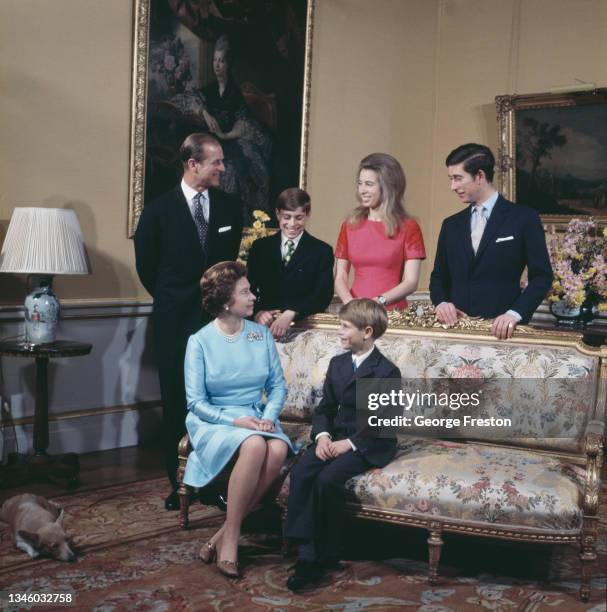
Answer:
[
  {"xmin": 153, "ymin": 306, "xmax": 207, "ymax": 490},
  {"xmin": 284, "ymin": 443, "xmax": 371, "ymax": 559},
  {"xmin": 156, "ymin": 341, "xmax": 188, "ymax": 490}
]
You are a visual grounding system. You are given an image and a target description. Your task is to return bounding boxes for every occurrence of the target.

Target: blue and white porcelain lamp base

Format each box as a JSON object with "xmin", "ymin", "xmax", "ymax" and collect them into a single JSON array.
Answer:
[{"xmin": 24, "ymin": 275, "xmax": 60, "ymax": 345}]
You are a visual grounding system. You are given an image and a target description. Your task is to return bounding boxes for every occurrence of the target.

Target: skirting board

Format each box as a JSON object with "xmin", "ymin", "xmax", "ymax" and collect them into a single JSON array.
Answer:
[
  {"xmin": 0, "ymin": 299, "xmax": 162, "ymax": 459},
  {"xmin": 1, "ymin": 402, "xmax": 162, "ymax": 458}
]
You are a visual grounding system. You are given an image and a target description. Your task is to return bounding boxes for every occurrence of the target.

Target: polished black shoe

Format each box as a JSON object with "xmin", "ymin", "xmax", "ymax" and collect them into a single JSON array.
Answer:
[
  {"xmin": 199, "ymin": 485, "xmax": 228, "ymax": 512},
  {"xmin": 164, "ymin": 491, "xmax": 180, "ymax": 511},
  {"xmin": 286, "ymin": 560, "xmax": 324, "ymax": 591}
]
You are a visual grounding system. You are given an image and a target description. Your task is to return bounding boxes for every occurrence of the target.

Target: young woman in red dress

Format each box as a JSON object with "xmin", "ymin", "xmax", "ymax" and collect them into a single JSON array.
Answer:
[{"xmin": 334, "ymin": 153, "xmax": 426, "ymax": 310}]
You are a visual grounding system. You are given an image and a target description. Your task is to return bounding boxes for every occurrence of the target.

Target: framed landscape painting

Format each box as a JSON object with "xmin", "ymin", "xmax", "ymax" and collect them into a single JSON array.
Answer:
[
  {"xmin": 496, "ymin": 89, "xmax": 607, "ymax": 227},
  {"xmin": 128, "ymin": 0, "xmax": 315, "ymax": 236}
]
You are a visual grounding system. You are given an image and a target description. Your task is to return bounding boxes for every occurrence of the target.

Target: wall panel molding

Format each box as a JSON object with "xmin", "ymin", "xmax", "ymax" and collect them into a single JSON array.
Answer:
[{"xmin": 0, "ymin": 300, "xmax": 160, "ymax": 456}]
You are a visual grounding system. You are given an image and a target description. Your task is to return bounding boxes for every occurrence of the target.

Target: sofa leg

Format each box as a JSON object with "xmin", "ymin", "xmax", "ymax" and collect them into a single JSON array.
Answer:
[
  {"xmin": 427, "ymin": 523, "xmax": 443, "ymax": 585},
  {"xmin": 178, "ymin": 482, "xmax": 192, "ymax": 530},
  {"xmin": 579, "ymin": 517, "xmax": 597, "ymax": 602}
]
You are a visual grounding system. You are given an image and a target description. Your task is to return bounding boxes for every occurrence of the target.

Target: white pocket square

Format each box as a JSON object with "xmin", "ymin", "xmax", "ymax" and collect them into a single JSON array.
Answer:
[
  {"xmin": 495, "ymin": 236, "xmax": 514, "ymax": 243},
  {"xmin": 218, "ymin": 225, "xmax": 232, "ymax": 233}
]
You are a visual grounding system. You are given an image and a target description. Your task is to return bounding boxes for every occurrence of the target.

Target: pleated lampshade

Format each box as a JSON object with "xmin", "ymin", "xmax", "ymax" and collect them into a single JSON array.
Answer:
[{"xmin": 0, "ymin": 207, "xmax": 90, "ymax": 275}]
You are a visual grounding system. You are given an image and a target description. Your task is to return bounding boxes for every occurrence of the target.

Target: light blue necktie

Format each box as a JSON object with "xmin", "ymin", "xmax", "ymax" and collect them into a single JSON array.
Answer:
[{"xmin": 471, "ymin": 205, "xmax": 487, "ymax": 254}]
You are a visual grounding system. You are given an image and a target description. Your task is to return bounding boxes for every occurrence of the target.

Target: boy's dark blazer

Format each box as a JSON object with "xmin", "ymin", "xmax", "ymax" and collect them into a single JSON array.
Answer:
[
  {"xmin": 312, "ymin": 347, "xmax": 401, "ymax": 467},
  {"xmin": 429, "ymin": 195, "xmax": 552, "ymax": 323},
  {"xmin": 247, "ymin": 230, "xmax": 334, "ymax": 319}
]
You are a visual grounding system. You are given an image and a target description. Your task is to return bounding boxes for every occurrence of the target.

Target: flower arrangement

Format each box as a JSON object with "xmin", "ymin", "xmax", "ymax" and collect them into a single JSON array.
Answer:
[
  {"xmin": 238, "ymin": 210, "xmax": 273, "ymax": 263},
  {"xmin": 150, "ymin": 36, "xmax": 192, "ymax": 95},
  {"xmin": 548, "ymin": 217, "xmax": 607, "ymax": 312}
]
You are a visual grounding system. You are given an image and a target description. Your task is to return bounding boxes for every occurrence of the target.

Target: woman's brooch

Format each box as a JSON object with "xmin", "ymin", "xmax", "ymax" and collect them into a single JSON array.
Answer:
[{"xmin": 247, "ymin": 331, "xmax": 263, "ymax": 342}]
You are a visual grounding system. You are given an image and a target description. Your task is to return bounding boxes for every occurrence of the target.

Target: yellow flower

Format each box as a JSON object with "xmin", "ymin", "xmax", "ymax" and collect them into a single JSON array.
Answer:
[
  {"xmin": 548, "ymin": 294, "xmax": 561, "ymax": 302},
  {"xmin": 598, "ymin": 302, "xmax": 607, "ymax": 312},
  {"xmin": 252, "ymin": 210, "xmax": 271, "ymax": 223},
  {"xmin": 572, "ymin": 290, "xmax": 586, "ymax": 307},
  {"xmin": 252, "ymin": 220, "xmax": 262, "ymax": 230},
  {"xmin": 551, "ymin": 280, "xmax": 561, "ymax": 290}
]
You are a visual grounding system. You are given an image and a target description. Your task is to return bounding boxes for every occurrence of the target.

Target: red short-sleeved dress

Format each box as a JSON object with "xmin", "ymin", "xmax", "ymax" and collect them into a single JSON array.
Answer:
[{"xmin": 335, "ymin": 217, "xmax": 426, "ymax": 310}]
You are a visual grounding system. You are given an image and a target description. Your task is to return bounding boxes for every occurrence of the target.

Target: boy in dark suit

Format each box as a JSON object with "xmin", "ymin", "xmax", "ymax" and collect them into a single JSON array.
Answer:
[
  {"xmin": 284, "ymin": 298, "xmax": 401, "ymax": 591},
  {"xmin": 247, "ymin": 188, "xmax": 334, "ymax": 338}
]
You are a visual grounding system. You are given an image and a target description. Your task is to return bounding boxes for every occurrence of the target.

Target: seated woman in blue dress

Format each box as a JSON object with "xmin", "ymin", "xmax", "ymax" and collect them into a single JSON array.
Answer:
[{"xmin": 183, "ymin": 261, "xmax": 294, "ymax": 578}]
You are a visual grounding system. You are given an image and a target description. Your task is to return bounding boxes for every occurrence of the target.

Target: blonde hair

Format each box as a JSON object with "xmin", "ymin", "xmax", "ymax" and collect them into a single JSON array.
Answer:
[
  {"xmin": 348, "ymin": 152, "xmax": 408, "ymax": 238},
  {"xmin": 339, "ymin": 298, "xmax": 388, "ymax": 339}
]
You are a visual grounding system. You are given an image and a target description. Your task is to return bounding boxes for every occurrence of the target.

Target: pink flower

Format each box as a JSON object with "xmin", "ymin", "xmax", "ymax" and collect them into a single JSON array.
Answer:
[
  {"xmin": 462, "ymin": 346, "xmax": 481, "ymax": 360},
  {"xmin": 452, "ymin": 364, "xmax": 483, "ymax": 378}
]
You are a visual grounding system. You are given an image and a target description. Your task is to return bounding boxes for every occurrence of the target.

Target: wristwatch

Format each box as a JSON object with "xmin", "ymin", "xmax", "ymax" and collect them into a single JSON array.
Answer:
[{"xmin": 377, "ymin": 295, "xmax": 387, "ymax": 305}]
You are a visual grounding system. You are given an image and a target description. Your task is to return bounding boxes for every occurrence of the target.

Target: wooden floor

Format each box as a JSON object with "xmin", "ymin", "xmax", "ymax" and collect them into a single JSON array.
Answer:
[{"xmin": 0, "ymin": 444, "xmax": 166, "ymax": 503}]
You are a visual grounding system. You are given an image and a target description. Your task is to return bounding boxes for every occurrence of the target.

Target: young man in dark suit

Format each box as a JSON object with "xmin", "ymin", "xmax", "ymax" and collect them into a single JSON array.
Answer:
[
  {"xmin": 429, "ymin": 143, "xmax": 552, "ymax": 339},
  {"xmin": 134, "ymin": 133, "xmax": 243, "ymax": 510},
  {"xmin": 247, "ymin": 188, "xmax": 334, "ymax": 338},
  {"xmin": 284, "ymin": 298, "xmax": 401, "ymax": 591}
]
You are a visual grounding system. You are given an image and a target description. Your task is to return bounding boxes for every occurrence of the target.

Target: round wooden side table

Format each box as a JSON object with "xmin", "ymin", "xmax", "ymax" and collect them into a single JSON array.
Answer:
[{"xmin": 0, "ymin": 340, "xmax": 92, "ymax": 488}]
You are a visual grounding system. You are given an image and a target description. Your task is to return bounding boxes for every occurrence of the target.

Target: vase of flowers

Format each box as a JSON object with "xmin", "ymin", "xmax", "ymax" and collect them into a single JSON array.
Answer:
[
  {"xmin": 548, "ymin": 217, "xmax": 607, "ymax": 328},
  {"xmin": 238, "ymin": 210, "xmax": 273, "ymax": 264}
]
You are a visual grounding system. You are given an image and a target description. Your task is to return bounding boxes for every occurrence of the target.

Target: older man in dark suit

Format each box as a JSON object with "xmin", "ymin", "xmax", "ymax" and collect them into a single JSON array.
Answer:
[
  {"xmin": 430, "ymin": 143, "xmax": 552, "ymax": 339},
  {"xmin": 134, "ymin": 133, "xmax": 243, "ymax": 509}
]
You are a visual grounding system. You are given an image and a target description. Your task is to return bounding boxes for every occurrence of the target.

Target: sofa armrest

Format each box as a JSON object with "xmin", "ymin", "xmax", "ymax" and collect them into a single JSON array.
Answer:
[{"xmin": 583, "ymin": 419, "xmax": 605, "ymax": 516}]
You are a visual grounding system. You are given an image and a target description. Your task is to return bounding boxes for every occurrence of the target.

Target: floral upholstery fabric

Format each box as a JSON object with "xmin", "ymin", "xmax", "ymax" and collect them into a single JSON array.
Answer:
[
  {"xmin": 347, "ymin": 437, "xmax": 585, "ymax": 531},
  {"xmin": 276, "ymin": 327, "xmax": 598, "ymax": 453},
  {"xmin": 276, "ymin": 330, "xmax": 341, "ymax": 421},
  {"xmin": 277, "ymin": 432, "xmax": 585, "ymax": 532}
]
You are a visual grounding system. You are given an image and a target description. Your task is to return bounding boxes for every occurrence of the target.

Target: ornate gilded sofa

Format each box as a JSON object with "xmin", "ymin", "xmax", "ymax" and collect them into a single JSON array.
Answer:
[{"xmin": 177, "ymin": 305, "xmax": 606, "ymax": 602}]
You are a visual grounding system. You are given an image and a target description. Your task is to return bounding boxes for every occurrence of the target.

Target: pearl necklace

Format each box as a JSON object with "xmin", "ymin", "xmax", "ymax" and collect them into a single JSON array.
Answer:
[{"xmin": 213, "ymin": 319, "xmax": 243, "ymax": 343}]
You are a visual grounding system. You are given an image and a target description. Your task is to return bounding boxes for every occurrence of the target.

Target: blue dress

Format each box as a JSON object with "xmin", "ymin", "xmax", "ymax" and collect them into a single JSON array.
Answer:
[{"xmin": 183, "ymin": 319, "xmax": 295, "ymax": 487}]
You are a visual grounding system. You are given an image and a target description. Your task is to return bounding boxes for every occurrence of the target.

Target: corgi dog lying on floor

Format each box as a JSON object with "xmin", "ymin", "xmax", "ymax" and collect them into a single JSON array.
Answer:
[{"xmin": 0, "ymin": 493, "xmax": 75, "ymax": 562}]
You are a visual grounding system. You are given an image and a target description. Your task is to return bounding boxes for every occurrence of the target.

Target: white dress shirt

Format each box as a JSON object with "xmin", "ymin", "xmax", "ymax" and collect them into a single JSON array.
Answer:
[
  {"xmin": 469, "ymin": 191, "xmax": 499, "ymax": 231},
  {"xmin": 181, "ymin": 180, "xmax": 210, "ymax": 223},
  {"xmin": 281, "ymin": 231, "xmax": 303, "ymax": 258}
]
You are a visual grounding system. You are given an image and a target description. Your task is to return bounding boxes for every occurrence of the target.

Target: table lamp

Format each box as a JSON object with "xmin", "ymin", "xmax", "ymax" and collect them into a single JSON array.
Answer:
[{"xmin": 0, "ymin": 207, "xmax": 91, "ymax": 345}]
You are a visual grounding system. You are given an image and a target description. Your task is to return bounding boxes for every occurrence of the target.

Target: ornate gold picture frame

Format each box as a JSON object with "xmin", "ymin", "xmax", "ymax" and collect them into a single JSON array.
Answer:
[
  {"xmin": 127, "ymin": 0, "xmax": 315, "ymax": 237},
  {"xmin": 496, "ymin": 89, "xmax": 607, "ymax": 228}
]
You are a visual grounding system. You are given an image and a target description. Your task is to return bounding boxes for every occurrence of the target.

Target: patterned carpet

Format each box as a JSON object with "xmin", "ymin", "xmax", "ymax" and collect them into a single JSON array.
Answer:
[{"xmin": 1, "ymin": 477, "xmax": 605, "ymax": 611}]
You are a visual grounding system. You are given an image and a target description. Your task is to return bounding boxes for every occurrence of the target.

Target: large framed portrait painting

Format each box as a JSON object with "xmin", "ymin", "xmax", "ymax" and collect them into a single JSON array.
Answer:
[
  {"xmin": 128, "ymin": 0, "xmax": 314, "ymax": 236},
  {"xmin": 496, "ymin": 89, "xmax": 607, "ymax": 226}
]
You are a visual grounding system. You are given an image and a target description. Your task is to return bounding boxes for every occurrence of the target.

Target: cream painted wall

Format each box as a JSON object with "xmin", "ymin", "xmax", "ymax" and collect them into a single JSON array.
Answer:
[
  {"xmin": 427, "ymin": 0, "xmax": 607, "ymax": 279},
  {"xmin": 305, "ymin": 0, "xmax": 437, "ymax": 279},
  {"xmin": 0, "ymin": 0, "xmax": 135, "ymax": 303},
  {"xmin": 1, "ymin": 0, "xmax": 606, "ymax": 302},
  {"xmin": 308, "ymin": 0, "xmax": 607, "ymax": 288}
]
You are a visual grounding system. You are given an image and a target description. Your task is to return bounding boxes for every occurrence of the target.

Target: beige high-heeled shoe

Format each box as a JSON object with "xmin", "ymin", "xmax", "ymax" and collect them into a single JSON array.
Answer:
[
  {"xmin": 216, "ymin": 557, "xmax": 239, "ymax": 578},
  {"xmin": 199, "ymin": 539, "xmax": 217, "ymax": 563}
]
